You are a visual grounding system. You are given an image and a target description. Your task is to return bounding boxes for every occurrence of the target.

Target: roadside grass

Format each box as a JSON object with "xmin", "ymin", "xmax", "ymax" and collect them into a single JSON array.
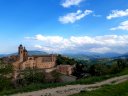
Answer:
[
  {"xmin": 0, "ymin": 68, "xmax": 128, "ymax": 96},
  {"xmin": 71, "ymin": 80, "xmax": 128, "ymax": 96},
  {"xmin": 118, "ymin": 68, "xmax": 128, "ymax": 75}
]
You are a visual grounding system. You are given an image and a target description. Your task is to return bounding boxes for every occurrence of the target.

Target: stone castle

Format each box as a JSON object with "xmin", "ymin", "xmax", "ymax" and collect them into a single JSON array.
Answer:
[
  {"xmin": 13, "ymin": 45, "xmax": 56, "ymax": 78},
  {"xmin": 13, "ymin": 44, "xmax": 73, "ymax": 79}
]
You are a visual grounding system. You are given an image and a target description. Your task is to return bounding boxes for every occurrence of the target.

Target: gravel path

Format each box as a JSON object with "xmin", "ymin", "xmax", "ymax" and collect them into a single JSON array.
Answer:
[{"xmin": 12, "ymin": 75, "xmax": 128, "ymax": 96}]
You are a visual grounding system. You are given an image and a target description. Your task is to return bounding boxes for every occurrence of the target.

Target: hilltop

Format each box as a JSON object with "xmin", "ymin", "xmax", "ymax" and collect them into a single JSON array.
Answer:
[{"xmin": 0, "ymin": 50, "xmax": 48, "ymax": 57}]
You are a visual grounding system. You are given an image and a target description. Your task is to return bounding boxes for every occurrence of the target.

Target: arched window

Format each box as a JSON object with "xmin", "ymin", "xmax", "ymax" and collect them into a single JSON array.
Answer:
[{"xmin": 29, "ymin": 58, "xmax": 32, "ymax": 60}]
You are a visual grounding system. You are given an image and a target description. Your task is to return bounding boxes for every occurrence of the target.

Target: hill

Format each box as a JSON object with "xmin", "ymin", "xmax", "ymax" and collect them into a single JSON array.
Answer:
[
  {"xmin": 64, "ymin": 52, "xmax": 122, "ymax": 60},
  {"xmin": 0, "ymin": 54, "xmax": 6, "ymax": 57},
  {"xmin": 0, "ymin": 51, "xmax": 127, "ymax": 60},
  {"xmin": 117, "ymin": 53, "xmax": 128, "ymax": 59},
  {"xmin": 0, "ymin": 50, "xmax": 48, "ymax": 58}
]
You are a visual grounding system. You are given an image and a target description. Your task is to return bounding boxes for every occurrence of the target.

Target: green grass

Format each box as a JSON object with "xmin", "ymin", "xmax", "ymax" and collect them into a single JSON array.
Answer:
[
  {"xmin": 0, "ymin": 76, "xmax": 115, "ymax": 96},
  {"xmin": 0, "ymin": 68, "xmax": 128, "ymax": 96},
  {"xmin": 71, "ymin": 80, "xmax": 128, "ymax": 96},
  {"xmin": 118, "ymin": 68, "xmax": 128, "ymax": 75}
]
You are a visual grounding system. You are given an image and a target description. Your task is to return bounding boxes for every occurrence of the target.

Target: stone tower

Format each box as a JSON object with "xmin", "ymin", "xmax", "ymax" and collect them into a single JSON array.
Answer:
[
  {"xmin": 18, "ymin": 44, "xmax": 28, "ymax": 62},
  {"xmin": 18, "ymin": 44, "xmax": 24, "ymax": 62},
  {"xmin": 24, "ymin": 47, "xmax": 28, "ymax": 61}
]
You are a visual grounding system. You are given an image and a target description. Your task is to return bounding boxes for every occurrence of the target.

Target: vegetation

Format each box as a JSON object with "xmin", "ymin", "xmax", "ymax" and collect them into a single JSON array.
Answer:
[
  {"xmin": 22, "ymin": 68, "xmax": 45, "ymax": 84},
  {"xmin": 0, "ymin": 60, "xmax": 13, "ymax": 91},
  {"xmin": 0, "ymin": 56, "xmax": 128, "ymax": 95},
  {"xmin": 56, "ymin": 54, "xmax": 77, "ymax": 65},
  {"xmin": 71, "ymin": 81, "xmax": 128, "ymax": 96},
  {"xmin": 73, "ymin": 58, "xmax": 128, "ymax": 78},
  {"xmin": 56, "ymin": 55, "xmax": 128, "ymax": 78},
  {"xmin": 0, "ymin": 68, "xmax": 128, "ymax": 96}
]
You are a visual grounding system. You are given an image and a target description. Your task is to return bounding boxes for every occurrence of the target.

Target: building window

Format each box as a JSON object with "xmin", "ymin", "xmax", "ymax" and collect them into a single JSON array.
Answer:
[{"xmin": 29, "ymin": 58, "xmax": 32, "ymax": 60}]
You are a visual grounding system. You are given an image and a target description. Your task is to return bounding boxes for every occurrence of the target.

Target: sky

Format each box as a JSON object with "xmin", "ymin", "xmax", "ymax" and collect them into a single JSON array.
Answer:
[{"xmin": 0, "ymin": 0, "xmax": 128, "ymax": 54}]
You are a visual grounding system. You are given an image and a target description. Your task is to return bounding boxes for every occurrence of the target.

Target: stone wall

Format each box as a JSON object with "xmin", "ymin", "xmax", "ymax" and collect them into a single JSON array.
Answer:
[
  {"xmin": 20, "ymin": 55, "xmax": 56, "ymax": 70},
  {"xmin": 56, "ymin": 65, "xmax": 74, "ymax": 75}
]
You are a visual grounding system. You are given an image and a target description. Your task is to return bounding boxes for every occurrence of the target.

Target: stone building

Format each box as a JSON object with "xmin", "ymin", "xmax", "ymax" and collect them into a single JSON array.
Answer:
[
  {"xmin": 56, "ymin": 65, "xmax": 74, "ymax": 75},
  {"xmin": 13, "ymin": 44, "xmax": 56, "ymax": 78},
  {"xmin": 12, "ymin": 44, "xmax": 75, "ymax": 79}
]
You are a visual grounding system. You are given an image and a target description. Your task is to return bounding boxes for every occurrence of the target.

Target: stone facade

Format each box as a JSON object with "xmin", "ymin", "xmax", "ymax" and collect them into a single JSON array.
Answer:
[
  {"xmin": 12, "ymin": 44, "xmax": 74, "ymax": 79},
  {"xmin": 13, "ymin": 44, "xmax": 56, "ymax": 72},
  {"xmin": 56, "ymin": 65, "xmax": 74, "ymax": 75}
]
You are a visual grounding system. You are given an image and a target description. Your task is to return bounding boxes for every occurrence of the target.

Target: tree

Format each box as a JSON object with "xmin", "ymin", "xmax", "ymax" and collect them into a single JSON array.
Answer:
[
  {"xmin": 89, "ymin": 64, "xmax": 109, "ymax": 76},
  {"xmin": 73, "ymin": 63, "xmax": 89, "ymax": 78},
  {"xmin": 0, "ymin": 60, "xmax": 13, "ymax": 90},
  {"xmin": 56, "ymin": 54, "xmax": 77, "ymax": 65},
  {"xmin": 23, "ymin": 68, "xmax": 44, "ymax": 84}
]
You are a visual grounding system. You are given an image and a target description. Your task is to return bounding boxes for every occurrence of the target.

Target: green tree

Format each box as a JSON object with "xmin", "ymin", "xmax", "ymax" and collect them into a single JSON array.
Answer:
[
  {"xmin": 56, "ymin": 54, "xmax": 77, "ymax": 65},
  {"xmin": 0, "ymin": 60, "xmax": 13, "ymax": 90},
  {"xmin": 89, "ymin": 64, "xmax": 109, "ymax": 76},
  {"xmin": 23, "ymin": 68, "xmax": 44, "ymax": 84}
]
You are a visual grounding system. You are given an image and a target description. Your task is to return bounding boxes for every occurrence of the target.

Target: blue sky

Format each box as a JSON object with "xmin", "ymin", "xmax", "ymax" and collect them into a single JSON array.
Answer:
[{"xmin": 0, "ymin": 0, "xmax": 128, "ymax": 54}]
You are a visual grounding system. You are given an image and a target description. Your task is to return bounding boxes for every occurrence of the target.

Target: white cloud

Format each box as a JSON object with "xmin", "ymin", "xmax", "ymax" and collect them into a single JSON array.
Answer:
[
  {"xmin": 61, "ymin": 0, "xmax": 84, "ymax": 8},
  {"xmin": 25, "ymin": 34, "xmax": 128, "ymax": 54},
  {"xmin": 107, "ymin": 9, "xmax": 128, "ymax": 20},
  {"xmin": 35, "ymin": 34, "xmax": 64, "ymax": 44},
  {"xmin": 59, "ymin": 10, "xmax": 93, "ymax": 24},
  {"xmin": 35, "ymin": 45, "xmax": 54, "ymax": 52},
  {"xmin": 110, "ymin": 20, "xmax": 128, "ymax": 31},
  {"xmin": 35, "ymin": 45, "xmax": 42, "ymax": 49}
]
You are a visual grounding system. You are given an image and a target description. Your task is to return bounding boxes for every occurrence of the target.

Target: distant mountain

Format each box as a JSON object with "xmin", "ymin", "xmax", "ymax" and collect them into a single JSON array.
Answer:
[
  {"xmin": 0, "ymin": 54, "xmax": 6, "ymax": 57},
  {"xmin": 96, "ymin": 52, "xmax": 122, "ymax": 58},
  {"xmin": 27, "ymin": 50, "xmax": 48, "ymax": 56},
  {"xmin": 64, "ymin": 54, "xmax": 99, "ymax": 60},
  {"xmin": 10, "ymin": 50, "xmax": 48, "ymax": 56},
  {"xmin": 0, "ymin": 50, "xmax": 48, "ymax": 58},
  {"xmin": 0, "ymin": 50, "xmax": 127, "ymax": 60},
  {"xmin": 116, "ymin": 53, "xmax": 128, "ymax": 59},
  {"xmin": 63, "ymin": 52, "xmax": 123, "ymax": 60}
]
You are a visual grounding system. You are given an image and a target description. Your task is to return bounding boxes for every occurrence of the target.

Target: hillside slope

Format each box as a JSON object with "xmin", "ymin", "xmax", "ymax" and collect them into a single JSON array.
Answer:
[
  {"xmin": 12, "ymin": 75, "xmax": 128, "ymax": 96},
  {"xmin": 72, "ymin": 80, "xmax": 128, "ymax": 96}
]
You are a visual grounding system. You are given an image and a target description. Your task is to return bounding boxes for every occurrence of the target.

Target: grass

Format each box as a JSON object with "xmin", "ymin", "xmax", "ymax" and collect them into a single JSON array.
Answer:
[
  {"xmin": 0, "ymin": 76, "xmax": 114, "ymax": 95},
  {"xmin": 118, "ymin": 68, "xmax": 128, "ymax": 75},
  {"xmin": 71, "ymin": 80, "xmax": 128, "ymax": 96},
  {"xmin": 0, "ymin": 68, "xmax": 128, "ymax": 96}
]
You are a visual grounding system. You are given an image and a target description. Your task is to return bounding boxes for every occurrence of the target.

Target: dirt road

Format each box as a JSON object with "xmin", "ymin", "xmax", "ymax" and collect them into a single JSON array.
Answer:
[{"xmin": 12, "ymin": 75, "xmax": 128, "ymax": 96}]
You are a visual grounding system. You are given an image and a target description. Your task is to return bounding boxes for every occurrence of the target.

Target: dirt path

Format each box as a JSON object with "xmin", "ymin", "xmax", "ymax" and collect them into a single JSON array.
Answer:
[{"xmin": 12, "ymin": 75, "xmax": 128, "ymax": 96}]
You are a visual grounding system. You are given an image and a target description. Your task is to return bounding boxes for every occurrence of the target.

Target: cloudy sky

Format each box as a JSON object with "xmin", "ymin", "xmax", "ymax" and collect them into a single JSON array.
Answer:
[{"xmin": 0, "ymin": 0, "xmax": 128, "ymax": 54}]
